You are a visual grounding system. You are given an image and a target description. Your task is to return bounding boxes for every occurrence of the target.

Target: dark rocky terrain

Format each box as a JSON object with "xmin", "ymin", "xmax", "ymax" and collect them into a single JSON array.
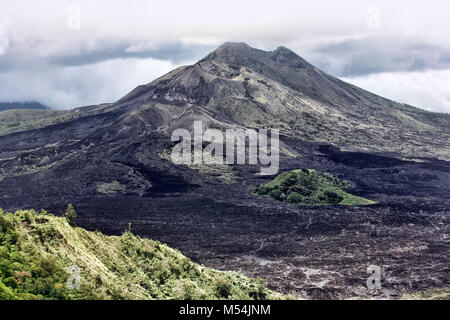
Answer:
[{"xmin": 0, "ymin": 42, "xmax": 448, "ymax": 299}]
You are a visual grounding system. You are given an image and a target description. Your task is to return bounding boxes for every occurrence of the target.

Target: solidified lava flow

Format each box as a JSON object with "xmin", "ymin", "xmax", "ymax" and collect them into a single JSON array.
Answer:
[{"xmin": 1, "ymin": 42, "xmax": 449, "ymax": 299}]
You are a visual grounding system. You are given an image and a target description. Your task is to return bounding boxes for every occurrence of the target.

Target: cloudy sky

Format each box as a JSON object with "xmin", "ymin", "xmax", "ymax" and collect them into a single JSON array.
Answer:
[{"xmin": 0, "ymin": 0, "xmax": 449, "ymax": 113}]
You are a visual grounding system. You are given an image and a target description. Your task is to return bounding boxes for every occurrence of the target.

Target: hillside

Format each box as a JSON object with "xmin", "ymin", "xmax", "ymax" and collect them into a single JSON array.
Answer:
[
  {"xmin": 118, "ymin": 42, "xmax": 450, "ymax": 160},
  {"xmin": 0, "ymin": 208, "xmax": 283, "ymax": 300},
  {"xmin": 0, "ymin": 102, "xmax": 50, "ymax": 112},
  {"xmin": 401, "ymin": 287, "xmax": 450, "ymax": 300}
]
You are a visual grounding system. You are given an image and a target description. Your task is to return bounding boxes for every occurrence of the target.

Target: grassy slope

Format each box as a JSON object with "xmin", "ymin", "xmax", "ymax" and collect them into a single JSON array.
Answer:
[
  {"xmin": 255, "ymin": 169, "xmax": 375, "ymax": 206},
  {"xmin": 0, "ymin": 209, "xmax": 285, "ymax": 300},
  {"xmin": 401, "ymin": 287, "xmax": 450, "ymax": 300},
  {"xmin": 0, "ymin": 104, "xmax": 112, "ymax": 137}
]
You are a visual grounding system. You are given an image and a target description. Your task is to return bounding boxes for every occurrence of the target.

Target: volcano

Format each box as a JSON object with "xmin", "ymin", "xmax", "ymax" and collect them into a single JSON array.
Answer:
[{"xmin": 0, "ymin": 42, "xmax": 449, "ymax": 299}]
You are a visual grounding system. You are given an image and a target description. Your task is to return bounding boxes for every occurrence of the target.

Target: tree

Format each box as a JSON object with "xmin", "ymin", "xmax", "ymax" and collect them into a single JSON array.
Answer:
[
  {"xmin": 287, "ymin": 191, "xmax": 303, "ymax": 204},
  {"xmin": 64, "ymin": 204, "xmax": 77, "ymax": 226}
]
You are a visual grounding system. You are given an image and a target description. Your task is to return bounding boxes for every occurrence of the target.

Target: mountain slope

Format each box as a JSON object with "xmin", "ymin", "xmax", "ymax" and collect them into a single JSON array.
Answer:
[
  {"xmin": 1, "ymin": 43, "xmax": 449, "ymax": 159},
  {"xmin": 0, "ymin": 102, "xmax": 50, "ymax": 112},
  {"xmin": 0, "ymin": 208, "xmax": 283, "ymax": 300},
  {"xmin": 117, "ymin": 42, "xmax": 450, "ymax": 160}
]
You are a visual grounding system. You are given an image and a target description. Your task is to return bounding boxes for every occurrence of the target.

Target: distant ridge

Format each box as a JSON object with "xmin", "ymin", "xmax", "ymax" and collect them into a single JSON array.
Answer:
[
  {"xmin": 118, "ymin": 41, "xmax": 450, "ymax": 160},
  {"xmin": 0, "ymin": 101, "xmax": 50, "ymax": 112}
]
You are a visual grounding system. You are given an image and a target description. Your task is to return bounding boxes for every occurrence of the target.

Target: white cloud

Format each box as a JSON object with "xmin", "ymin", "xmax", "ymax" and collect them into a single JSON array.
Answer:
[
  {"xmin": 341, "ymin": 70, "xmax": 450, "ymax": 113},
  {"xmin": 0, "ymin": 57, "xmax": 179, "ymax": 109},
  {"xmin": 0, "ymin": 0, "xmax": 449, "ymax": 111}
]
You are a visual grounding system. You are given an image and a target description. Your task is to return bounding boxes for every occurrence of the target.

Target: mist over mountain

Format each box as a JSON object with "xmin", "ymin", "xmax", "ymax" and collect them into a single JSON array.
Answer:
[{"xmin": 0, "ymin": 43, "xmax": 448, "ymax": 299}]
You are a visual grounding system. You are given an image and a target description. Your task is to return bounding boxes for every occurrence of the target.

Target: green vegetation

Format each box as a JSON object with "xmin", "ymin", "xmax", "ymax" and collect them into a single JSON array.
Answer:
[
  {"xmin": 0, "ymin": 208, "xmax": 285, "ymax": 300},
  {"xmin": 64, "ymin": 204, "xmax": 77, "ymax": 227},
  {"xmin": 255, "ymin": 169, "xmax": 375, "ymax": 206},
  {"xmin": 395, "ymin": 103, "xmax": 450, "ymax": 124},
  {"xmin": 401, "ymin": 287, "xmax": 449, "ymax": 300},
  {"xmin": 0, "ymin": 102, "xmax": 50, "ymax": 112}
]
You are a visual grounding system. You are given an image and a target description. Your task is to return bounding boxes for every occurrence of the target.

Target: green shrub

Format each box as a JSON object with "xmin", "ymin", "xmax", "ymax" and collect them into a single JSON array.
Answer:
[
  {"xmin": 36, "ymin": 225, "xmax": 57, "ymax": 243},
  {"xmin": 254, "ymin": 185, "xmax": 270, "ymax": 195},
  {"xmin": 255, "ymin": 169, "xmax": 374, "ymax": 206},
  {"xmin": 0, "ymin": 208, "xmax": 282, "ymax": 300},
  {"xmin": 287, "ymin": 192, "xmax": 303, "ymax": 204},
  {"xmin": 24, "ymin": 210, "xmax": 35, "ymax": 224},
  {"xmin": 268, "ymin": 188, "xmax": 285, "ymax": 201},
  {"xmin": 64, "ymin": 204, "xmax": 77, "ymax": 226},
  {"xmin": 0, "ymin": 280, "xmax": 16, "ymax": 299},
  {"xmin": 281, "ymin": 172, "xmax": 297, "ymax": 188},
  {"xmin": 249, "ymin": 278, "xmax": 267, "ymax": 300},
  {"xmin": 215, "ymin": 277, "xmax": 232, "ymax": 298},
  {"xmin": 174, "ymin": 280, "xmax": 198, "ymax": 300}
]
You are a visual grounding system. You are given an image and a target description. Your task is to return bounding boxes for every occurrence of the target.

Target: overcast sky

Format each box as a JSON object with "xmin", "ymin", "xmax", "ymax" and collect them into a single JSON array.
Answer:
[{"xmin": 0, "ymin": 0, "xmax": 449, "ymax": 113}]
